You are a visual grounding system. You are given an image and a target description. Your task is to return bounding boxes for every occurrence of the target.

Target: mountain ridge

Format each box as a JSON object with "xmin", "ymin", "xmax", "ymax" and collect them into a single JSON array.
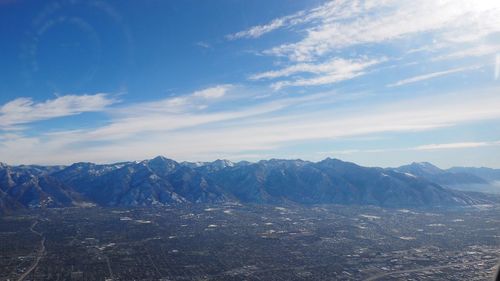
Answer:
[{"xmin": 1, "ymin": 157, "xmax": 498, "ymax": 214}]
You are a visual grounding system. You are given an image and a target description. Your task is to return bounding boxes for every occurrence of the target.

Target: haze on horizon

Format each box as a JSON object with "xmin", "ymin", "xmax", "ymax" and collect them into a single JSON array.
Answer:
[{"xmin": 1, "ymin": 0, "xmax": 500, "ymax": 168}]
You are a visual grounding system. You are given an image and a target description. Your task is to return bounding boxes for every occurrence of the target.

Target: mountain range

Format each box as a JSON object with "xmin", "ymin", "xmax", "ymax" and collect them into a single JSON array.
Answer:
[
  {"xmin": 393, "ymin": 162, "xmax": 500, "ymax": 193},
  {"xmin": 1, "ymin": 157, "xmax": 499, "ymax": 214}
]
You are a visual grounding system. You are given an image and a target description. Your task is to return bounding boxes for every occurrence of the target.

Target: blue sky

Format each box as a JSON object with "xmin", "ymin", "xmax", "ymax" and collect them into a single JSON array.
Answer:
[{"xmin": 1, "ymin": 0, "xmax": 500, "ymax": 168}]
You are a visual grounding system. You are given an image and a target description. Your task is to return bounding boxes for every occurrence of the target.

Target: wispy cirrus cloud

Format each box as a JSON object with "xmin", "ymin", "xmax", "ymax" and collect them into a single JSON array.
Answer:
[
  {"xmin": 226, "ymin": 17, "xmax": 289, "ymax": 40},
  {"xmin": 433, "ymin": 44, "xmax": 500, "ymax": 61},
  {"xmin": 192, "ymin": 84, "xmax": 232, "ymax": 99},
  {"xmin": 326, "ymin": 141, "xmax": 500, "ymax": 156},
  {"xmin": 268, "ymin": 58, "xmax": 383, "ymax": 90},
  {"xmin": 195, "ymin": 41, "xmax": 211, "ymax": 49},
  {"xmin": 249, "ymin": 58, "xmax": 379, "ymax": 80},
  {"xmin": 250, "ymin": 57, "xmax": 383, "ymax": 90},
  {"xmin": 249, "ymin": 58, "xmax": 384, "ymax": 80},
  {"xmin": 228, "ymin": 0, "xmax": 500, "ymax": 90},
  {"xmin": 226, "ymin": 0, "xmax": 359, "ymax": 40},
  {"xmin": 249, "ymin": 0, "xmax": 500, "ymax": 62},
  {"xmin": 387, "ymin": 66, "xmax": 478, "ymax": 87},
  {"xmin": 2, "ymin": 86, "xmax": 500, "ymax": 165},
  {"xmin": 47, "ymin": 88, "xmax": 337, "ymax": 143},
  {"xmin": 115, "ymin": 84, "xmax": 233, "ymax": 115},
  {"xmin": 413, "ymin": 141, "xmax": 500, "ymax": 151},
  {"xmin": 0, "ymin": 93, "xmax": 116, "ymax": 129}
]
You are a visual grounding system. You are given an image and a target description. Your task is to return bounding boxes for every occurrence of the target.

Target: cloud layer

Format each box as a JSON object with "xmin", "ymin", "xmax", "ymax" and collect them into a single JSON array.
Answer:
[
  {"xmin": 1, "ymin": 86, "xmax": 500, "ymax": 165},
  {"xmin": 0, "ymin": 94, "xmax": 116, "ymax": 129},
  {"xmin": 229, "ymin": 0, "xmax": 500, "ymax": 90}
]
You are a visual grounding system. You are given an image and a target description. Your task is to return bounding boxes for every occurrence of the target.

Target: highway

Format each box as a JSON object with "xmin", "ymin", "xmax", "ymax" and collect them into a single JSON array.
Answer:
[{"xmin": 17, "ymin": 220, "xmax": 46, "ymax": 281}]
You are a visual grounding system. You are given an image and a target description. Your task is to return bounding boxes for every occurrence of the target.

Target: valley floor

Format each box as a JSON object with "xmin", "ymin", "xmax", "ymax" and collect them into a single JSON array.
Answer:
[{"xmin": 0, "ymin": 204, "xmax": 499, "ymax": 280}]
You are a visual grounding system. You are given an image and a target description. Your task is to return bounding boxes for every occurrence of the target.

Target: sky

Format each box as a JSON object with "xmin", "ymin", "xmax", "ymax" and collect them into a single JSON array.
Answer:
[{"xmin": 1, "ymin": 0, "xmax": 500, "ymax": 168}]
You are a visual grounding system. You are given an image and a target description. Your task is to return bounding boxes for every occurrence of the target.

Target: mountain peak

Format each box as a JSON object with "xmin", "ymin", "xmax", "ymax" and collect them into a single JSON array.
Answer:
[
  {"xmin": 411, "ymin": 162, "xmax": 439, "ymax": 168},
  {"xmin": 319, "ymin": 157, "xmax": 358, "ymax": 167},
  {"xmin": 151, "ymin": 155, "xmax": 171, "ymax": 162},
  {"xmin": 67, "ymin": 162, "xmax": 97, "ymax": 170},
  {"xmin": 212, "ymin": 159, "xmax": 234, "ymax": 167},
  {"xmin": 321, "ymin": 157, "xmax": 344, "ymax": 163},
  {"xmin": 403, "ymin": 162, "xmax": 443, "ymax": 174},
  {"xmin": 145, "ymin": 156, "xmax": 178, "ymax": 171}
]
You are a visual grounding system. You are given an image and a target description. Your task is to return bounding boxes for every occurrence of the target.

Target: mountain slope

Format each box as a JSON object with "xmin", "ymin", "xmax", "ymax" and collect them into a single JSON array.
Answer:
[
  {"xmin": 0, "ymin": 163, "xmax": 78, "ymax": 212},
  {"xmin": 51, "ymin": 156, "xmax": 227, "ymax": 206},
  {"xmin": 447, "ymin": 167, "xmax": 500, "ymax": 182},
  {"xmin": 209, "ymin": 158, "xmax": 481, "ymax": 207},
  {"xmin": 393, "ymin": 162, "xmax": 500, "ymax": 194},
  {"xmin": 0, "ymin": 158, "xmax": 496, "ymax": 213},
  {"xmin": 394, "ymin": 162, "xmax": 488, "ymax": 186}
]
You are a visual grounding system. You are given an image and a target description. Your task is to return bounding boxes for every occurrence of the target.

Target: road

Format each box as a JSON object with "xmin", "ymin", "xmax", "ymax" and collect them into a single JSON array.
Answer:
[
  {"xmin": 16, "ymin": 220, "xmax": 46, "ymax": 281},
  {"xmin": 104, "ymin": 255, "xmax": 114, "ymax": 280}
]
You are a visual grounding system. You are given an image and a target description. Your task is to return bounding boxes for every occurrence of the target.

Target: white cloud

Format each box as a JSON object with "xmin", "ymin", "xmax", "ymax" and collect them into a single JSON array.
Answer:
[
  {"xmin": 225, "ymin": 0, "xmax": 358, "ymax": 40},
  {"xmin": 192, "ymin": 84, "xmax": 232, "ymax": 99},
  {"xmin": 195, "ymin": 41, "xmax": 211, "ymax": 48},
  {"xmin": 269, "ymin": 58, "xmax": 382, "ymax": 90},
  {"xmin": 227, "ymin": 17, "xmax": 288, "ymax": 40},
  {"xmin": 250, "ymin": 57, "xmax": 381, "ymax": 80},
  {"xmin": 256, "ymin": 0, "xmax": 500, "ymax": 62},
  {"xmin": 271, "ymin": 71, "xmax": 359, "ymax": 90},
  {"xmin": 0, "ymin": 94, "xmax": 116, "ymax": 129},
  {"xmin": 320, "ymin": 141, "xmax": 500, "ymax": 156},
  {"xmin": 2, "ymin": 86, "xmax": 500, "ymax": 165},
  {"xmin": 387, "ymin": 66, "xmax": 477, "ymax": 87},
  {"xmin": 249, "ymin": 57, "xmax": 383, "ymax": 90},
  {"xmin": 46, "ymin": 91, "xmax": 333, "ymax": 143},
  {"xmin": 413, "ymin": 141, "xmax": 500, "ymax": 151},
  {"xmin": 230, "ymin": 0, "xmax": 500, "ymax": 90},
  {"xmin": 321, "ymin": 148, "xmax": 393, "ymax": 156},
  {"xmin": 115, "ymin": 85, "xmax": 234, "ymax": 116},
  {"xmin": 433, "ymin": 44, "xmax": 500, "ymax": 61}
]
